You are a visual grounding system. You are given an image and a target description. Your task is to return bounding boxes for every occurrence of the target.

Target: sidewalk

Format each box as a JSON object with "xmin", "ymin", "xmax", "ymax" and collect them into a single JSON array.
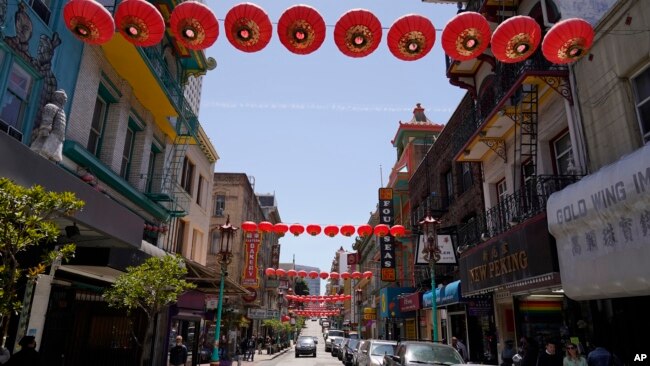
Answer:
[{"xmin": 199, "ymin": 347, "xmax": 291, "ymax": 366}]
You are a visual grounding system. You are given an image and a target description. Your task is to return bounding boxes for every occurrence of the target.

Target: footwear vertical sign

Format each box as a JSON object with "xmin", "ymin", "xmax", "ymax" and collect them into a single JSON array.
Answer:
[
  {"xmin": 379, "ymin": 188, "xmax": 396, "ymax": 282},
  {"xmin": 242, "ymin": 231, "xmax": 261, "ymax": 288}
]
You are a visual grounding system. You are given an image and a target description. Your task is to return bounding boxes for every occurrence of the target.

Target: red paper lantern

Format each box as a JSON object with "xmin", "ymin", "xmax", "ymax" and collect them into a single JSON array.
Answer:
[
  {"xmin": 297, "ymin": 270, "xmax": 307, "ymax": 278},
  {"xmin": 340, "ymin": 225, "xmax": 356, "ymax": 237},
  {"xmin": 357, "ymin": 224, "xmax": 373, "ymax": 237},
  {"xmin": 275, "ymin": 268, "xmax": 286, "ymax": 277},
  {"xmin": 114, "ymin": 0, "xmax": 164, "ymax": 47},
  {"xmin": 340, "ymin": 272, "xmax": 351, "ymax": 280},
  {"xmin": 363, "ymin": 271, "xmax": 373, "ymax": 279},
  {"xmin": 351, "ymin": 271, "xmax": 362, "ymax": 280},
  {"xmin": 390, "ymin": 225, "xmax": 406, "ymax": 237},
  {"xmin": 374, "ymin": 224, "xmax": 390, "ymax": 237},
  {"xmin": 225, "ymin": 3, "xmax": 272, "ymax": 53},
  {"xmin": 442, "ymin": 11, "xmax": 491, "ymax": 61},
  {"xmin": 319, "ymin": 272, "xmax": 329, "ymax": 280},
  {"xmin": 258, "ymin": 221, "xmax": 273, "ymax": 233},
  {"xmin": 241, "ymin": 221, "xmax": 257, "ymax": 231},
  {"xmin": 329, "ymin": 272, "xmax": 340, "ymax": 280},
  {"xmin": 542, "ymin": 18, "xmax": 594, "ymax": 64},
  {"xmin": 491, "ymin": 15, "xmax": 541, "ymax": 64},
  {"xmin": 277, "ymin": 5, "xmax": 326, "ymax": 55},
  {"xmin": 273, "ymin": 223, "xmax": 289, "ymax": 236},
  {"xmin": 306, "ymin": 224, "xmax": 322, "ymax": 236},
  {"xmin": 387, "ymin": 14, "xmax": 436, "ymax": 61},
  {"xmin": 265, "ymin": 268, "xmax": 276, "ymax": 276},
  {"xmin": 323, "ymin": 225, "xmax": 339, "ymax": 237},
  {"xmin": 170, "ymin": 1, "xmax": 219, "ymax": 50},
  {"xmin": 241, "ymin": 221, "xmax": 258, "ymax": 232},
  {"xmin": 308, "ymin": 271, "xmax": 319, "ymax": 279},
  {"xmin": 334, "ymin": 9, "xmax": 382, "ymax": 58},
  {"xmin": 287, "ymin": 269, "xmax": 297, "ymax": 277},
  {"xmin": 64, "ymin": 0, "xmax": 115, "ymax": 45},
  {"xmin": 289, "ymin": 224, "xmax": 305, "ymax": 236}
]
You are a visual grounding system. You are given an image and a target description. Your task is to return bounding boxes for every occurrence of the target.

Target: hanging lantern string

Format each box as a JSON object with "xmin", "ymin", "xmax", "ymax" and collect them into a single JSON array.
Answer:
[{"xmin": 214, "ymin": 17, "xmax": 445, "ymax": 32}]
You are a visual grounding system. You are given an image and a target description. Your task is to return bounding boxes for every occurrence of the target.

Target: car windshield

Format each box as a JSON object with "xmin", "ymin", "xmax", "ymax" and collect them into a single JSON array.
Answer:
[
  {"xmin": 329, "ymin": 330, "xmax": 345, "ymax": 337},
  {"xmin": 406, "ymin": 344, "xmax": 465, "ymax": 365},
  {"xmin": 298, "ymin": 338, "xmax": 314, "ymax": 345},
  {"xmin": 371, "ymin": 344, "xmax": 396, "ymax": 356},
  {"xmin": 333, "ymin": 338, "xmax": 344, "ymax": 345},
  {"xmin": 347, "ymin": 339, "xmax": 359, "ymax": 349}
]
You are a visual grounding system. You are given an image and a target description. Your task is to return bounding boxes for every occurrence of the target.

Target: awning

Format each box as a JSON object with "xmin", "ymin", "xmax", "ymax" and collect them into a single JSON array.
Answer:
[
  {"xmin": 58, "ymin": 265, "xmax": 125, "ymax": 284},
  {"xmin": 423, "ymin": 280, "xmax": 463, "ymax": 308},
  {"xmin": 547, "ymin": 144, "xmax": 650, "ymax": 300},
  {"xmin": 185, "ymin": 259, "xmax": 251, "ymax": 296}
]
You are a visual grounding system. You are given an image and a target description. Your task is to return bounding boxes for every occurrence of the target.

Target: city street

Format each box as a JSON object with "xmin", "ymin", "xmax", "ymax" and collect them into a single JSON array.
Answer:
[{"xmin": 251, "ymin": 320, "xmax": 341, "ymax": 366}]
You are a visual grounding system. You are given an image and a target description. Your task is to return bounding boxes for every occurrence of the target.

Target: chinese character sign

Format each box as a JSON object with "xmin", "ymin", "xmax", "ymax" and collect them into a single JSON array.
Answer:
[
  {"xmin": 242, "ymin": 231, "xmax": 261, "ymax": 288},
  {"xmin": 271, "ymin": 244, "xmax": 281, "ymax": 268},
  {"xmin": 378, "ymin": 188, "xmax": 396, "ymax": 282}
]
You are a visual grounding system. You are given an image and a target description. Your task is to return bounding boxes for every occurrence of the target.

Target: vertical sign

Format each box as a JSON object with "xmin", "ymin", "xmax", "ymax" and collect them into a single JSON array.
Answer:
[
  {"xmin": 379, "ymin": 188, "xmax": 396, "ymax": 282},
  {"xmin": 347, "ymin": 252, "xmax": 358, "ymax": 269},
  {"xmin": 242, "ymin": 231, "xmax": 261, "ymax": 288},
  {"xmin": 271, "ymin": 244, "xmax": 281, "ymax": 268}
]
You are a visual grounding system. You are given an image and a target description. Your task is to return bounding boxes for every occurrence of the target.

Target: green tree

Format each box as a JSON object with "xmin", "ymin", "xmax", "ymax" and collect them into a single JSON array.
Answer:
[
  {"xmin": 294, "ymin": 279, "xmax": 310, "ymax": 295},
  {"xmin": 104, "ymin": 254, "xmax": 195, "ymax": 366},
  {"xmin": 0, "ymin": 178, "xmax": 83, "ymax": 339}
]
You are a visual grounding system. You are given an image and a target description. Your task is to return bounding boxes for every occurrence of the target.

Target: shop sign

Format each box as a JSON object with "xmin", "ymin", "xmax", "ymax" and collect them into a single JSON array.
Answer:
[
  {"xmin": 379, "ymin": 188, "xmax": 396, "ymax": 282},
  {"xmin": 347, "ymin": 252, "xmax": 358, "ymax": 266},
  {"xmin": 247, "ymin": 309, "xmax": 279, "ymax": 319},
  {"xmin": 459, "ymin": 217, "xmax": 557, "ymax": 295},
  {"xmin": 241, "ymin": 232, "xmax": 261, "ymax": 288},
  {"xmin": 379, "ymin": 287, "xmax": 414, "ymax": 318},
  {"xmin": 363, "ymin": 307, "xmax": 377, "ymax": 320},
  {"xmin": 547, "ymin": 144, "xmax": 650, "ymax": 300},
  {"xmin": 399, "ymin": 292, "xmax": 421, "ymax": 312},
  {"xmin": 242, "ymin": 287, "xmax": 257, "ymax": 303},
  {"xmin": 415, "ymin": 234, "xmax": 457, "ymax": 265},
  {"xmin": 467, "ymin": 297, "xmax": 493, "ymax": 316},
  {"xmin": 271, "ymin": 244, "xmax": 280, "ymax": 268},
  {"xmin": 265, "ymin": 279, "xmax": 279, "ymax": 288}
]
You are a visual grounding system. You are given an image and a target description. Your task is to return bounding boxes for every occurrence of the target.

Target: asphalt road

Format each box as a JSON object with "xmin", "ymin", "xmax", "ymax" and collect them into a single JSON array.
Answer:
[{"xmin": 257, "ymin": 319, "xmax": 346, "ymax": 366}]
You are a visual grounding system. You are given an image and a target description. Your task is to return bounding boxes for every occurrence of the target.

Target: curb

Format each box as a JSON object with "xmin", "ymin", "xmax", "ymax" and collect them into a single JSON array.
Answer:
[{"xmin": 269, "ymin": 347, "xmax": 291, "ymax": 360}]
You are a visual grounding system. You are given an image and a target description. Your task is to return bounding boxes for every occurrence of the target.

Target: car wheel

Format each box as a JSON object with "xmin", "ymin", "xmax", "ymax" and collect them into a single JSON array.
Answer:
[
  {"xmin": 314, "ymin": 352, "xmax": 317, "ymax": 357},
  {"xmin": 295, "ymin": 353, "xmax": 299, "ymax": 358}
]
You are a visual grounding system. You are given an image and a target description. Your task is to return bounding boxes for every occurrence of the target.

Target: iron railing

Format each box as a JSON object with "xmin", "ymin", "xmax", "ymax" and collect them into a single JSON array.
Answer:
[{"xmin": 457, "ymin": 175, "xmax": 583, "ymax": 248}]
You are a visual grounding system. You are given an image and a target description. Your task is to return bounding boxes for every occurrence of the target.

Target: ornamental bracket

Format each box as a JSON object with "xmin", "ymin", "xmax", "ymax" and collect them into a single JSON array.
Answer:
[
  {"xmin": 539, "ymin": 75, "xmax": 573, "ymax": 105},
  {"xmin": 479, "ymin": 137, "xmax": 507, "ymax": 162}
]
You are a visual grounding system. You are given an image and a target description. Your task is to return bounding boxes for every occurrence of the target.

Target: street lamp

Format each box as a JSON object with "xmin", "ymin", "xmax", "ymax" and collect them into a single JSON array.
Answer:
[
  {"xmin": 419, "ymin": 213, "xmax": 441, "ymax": 342},
  {"xmin": 211, "ymin": 215, "xmax": 238, "ymax": 365},
  {"xmin": 355, "ymin": 288, "xmax": 363, "ymax": 336}
]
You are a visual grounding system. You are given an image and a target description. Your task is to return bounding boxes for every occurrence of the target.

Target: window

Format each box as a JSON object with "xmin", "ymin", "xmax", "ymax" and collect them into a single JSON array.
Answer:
[
  {"xmin": 0, "ymin": 63, "xmax": 34, "ymax": 133},
  {"xmin": 120, "ymin": 127, "xmax": 135, "ymax": 179},
  {"xmin": 88, "ymin": 97, "xmax": 107, "ymax": 156},
  {"xmin": 196, "ymin": 175, "xmax": 205, "ymax": 206},
  {"xmin": 29, "ymin": 0, "xmax": 52, "ymax": 24},
  {"xmin": 632, "ymin": 66, "xmax": 650, "ymax": 143},
  {"xmin": 211, "ymin": 230, "xmax": 221, "ymax": 254},
  {"xmin": 180, "ymin": 157, "xmax": 195, "ymax": 194},
  {"xmin": 552, "ymin": 132, "xmax": 574, "ymax": 175},
  {"xmin": 214, "ymin": 194, "xmax": 225, "ymax": 217},
  {"xmin": 497, "ymin": 179, "xmax": 508, "ymax": 203},
  {"xmin": 147, "ymin": 149, "xmax": 158, "ymax": 192},
  {"xmin": 191, "ymin": 229, "xmax": 201, "ymax": 260},
  {"xmin": 175, "ymin": 220, "xmax": 186, "ymax": 255},
  {"xmin": 445, "ymin": 170, "xmax": 454, "ymax": 202},
  {"xmin": 461, "ymin": 163, "xmax": 473, "ymax": 192}
]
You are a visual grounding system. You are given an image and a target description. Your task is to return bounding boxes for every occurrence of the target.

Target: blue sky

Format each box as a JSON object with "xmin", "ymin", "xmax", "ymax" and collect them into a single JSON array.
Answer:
[{"xmin": 199, "ymin": 0, "xmax": 465, "ymax": 294}]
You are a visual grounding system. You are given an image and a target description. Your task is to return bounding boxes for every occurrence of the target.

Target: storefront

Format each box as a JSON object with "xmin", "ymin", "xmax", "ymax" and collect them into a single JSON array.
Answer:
[
  {"xmin": 378, "ymin": 287, "xmax": 414, "ymax": 341},
  {"xmin": 398, "ymin": 292, "xmax": 421, "ymax": 340},
  {"xmin": 459, "ymin": 214, "xmax": 561, "ymax": 362},
  {"xmin": 547, "ymin": 144, "xmax": 650, "ymax": 358}
]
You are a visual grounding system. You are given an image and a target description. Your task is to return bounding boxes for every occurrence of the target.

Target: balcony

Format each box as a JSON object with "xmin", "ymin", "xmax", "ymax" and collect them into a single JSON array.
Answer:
[{"xmin": 457, "ymin": 175, "xmax": 582, "ymax": 248}]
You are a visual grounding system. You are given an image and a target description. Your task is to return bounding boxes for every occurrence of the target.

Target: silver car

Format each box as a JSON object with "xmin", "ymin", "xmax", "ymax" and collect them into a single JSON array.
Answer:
[
  {"xmin": 357, "ymin": 339, "xmax": 397, "ymax": 366},
  {"xmin": 326, "ymin": 335, "xmax": 344, "ymax": 352}
]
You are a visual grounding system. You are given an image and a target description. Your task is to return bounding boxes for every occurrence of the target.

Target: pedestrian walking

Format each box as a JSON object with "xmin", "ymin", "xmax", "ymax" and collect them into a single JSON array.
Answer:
[
  {"xmin": 169, "ymin": 336, "xmax": 188, "ymax": 366},
  {"xmin": 257, "ymin": 335, "xmax": 264, "ymax": 355},
  {"xmin": 452, "ymin": 336, "xmax": 469, "ymax": 362},
  {"xmin": 564, "ymin": 343, "xmax": 587, "ymax": 366},
  {"xmin": 586, "ymin": 341, "xmax": 621, "ymax": 366},
  {"xmin": 518, "ymin": 337, "xmax": 539, "ymax": 366},
  {"xmin": 501, "ymin": 340, "xmax": 516, "ymax": 366},
  {"xmin": 537, "ymin": 340, "xmax": 563, "ymax": 366},
  {"xmin": 5, "ymin": 336, "xmax": 40, "ymax": 366},
  {"xmin": 246, "ymin": 336, "xmax": 256, "ymax": 361}
]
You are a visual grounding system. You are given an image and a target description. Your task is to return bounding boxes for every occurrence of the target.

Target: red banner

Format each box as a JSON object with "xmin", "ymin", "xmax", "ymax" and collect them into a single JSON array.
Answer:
[
  {"xmin": 347, "ymin": 252, "xmax": 358, "ymax": 266},
  {"xmin": 242, "ymin": 232, "xmax": 261, "ymax": 288}
]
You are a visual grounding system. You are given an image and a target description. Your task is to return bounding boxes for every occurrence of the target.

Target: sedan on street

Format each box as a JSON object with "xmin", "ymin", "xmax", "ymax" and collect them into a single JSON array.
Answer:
[{"xmin": 295, "ymin": 336, "xmax": 317, "ymax": 358}]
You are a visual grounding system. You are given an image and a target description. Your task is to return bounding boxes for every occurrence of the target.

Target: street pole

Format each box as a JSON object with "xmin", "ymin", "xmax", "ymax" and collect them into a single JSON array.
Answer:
[
  {"xmin": 430, "ymin": 260, "xmax": 438, "ymax": 342},
  {"xmin": 420, "ymin": 214, "xmax": 441, "ymax": 343},
  {"xmin": 211, "ymin": 266, "xmax": 226, "ymax": 363}
]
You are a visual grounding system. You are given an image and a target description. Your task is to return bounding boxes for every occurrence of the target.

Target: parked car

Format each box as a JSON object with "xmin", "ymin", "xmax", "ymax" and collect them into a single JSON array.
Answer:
[
  {"xmin": 338, "ymin": 338, "xmax": 351, "ymax": 361},
  {"xmin": 311, "ymin": 336, "xmax": 318, "ymax": 344},
  {"xmin": 295, "ymin": 336, "xmax": 317, "ymax": 358},
  {"xmin": 342, "ymin": 338, "xmax": 360, "ymax": 366},
  {"xmin": 383, "ymin": 341, "xmax": 465, "ymax": 366},
  {"xmin": 331, "ymin": 337, "xmax": 345, "ymax": 357},
  {"xmin": 357, "ymin": 339, "xmax": 397, "ymax": 366},
  {"xmin": 326, "ymin": 335, "xmax": 344, "ymax": 352}
]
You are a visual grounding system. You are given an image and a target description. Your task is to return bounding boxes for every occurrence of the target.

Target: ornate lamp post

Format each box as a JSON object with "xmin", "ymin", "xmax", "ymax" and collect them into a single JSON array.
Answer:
[
  {"xmin": 355, "ymin": 288, "xmax": 363, "ymax": 336},
  {"xmin": 211, "ymin": 216, "xmax": 237, "ymax": 365},
  {"xmin": 419, "ymin": 214, "xmax": 441, "ymax": 342}
]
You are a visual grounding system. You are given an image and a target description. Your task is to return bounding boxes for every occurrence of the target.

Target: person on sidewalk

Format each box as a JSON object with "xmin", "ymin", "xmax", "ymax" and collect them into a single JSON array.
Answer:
[
  {"xmin": 5, "ymin": 336, "xmax": 40, "ymax": 366},
  {"xmin": 452, "ymin": 337, "xmax": 469, "ymax": 362},
  {"xmin": 537, "ymin": 340, "xmax": 563, "ymax": 366},
  {"xmin": 169, "ymin": 336, "xmax": 188, "ymax": 366},
  {"xmin": 246, "ymin": 336, "xmax": 256, "ymax": 361}
]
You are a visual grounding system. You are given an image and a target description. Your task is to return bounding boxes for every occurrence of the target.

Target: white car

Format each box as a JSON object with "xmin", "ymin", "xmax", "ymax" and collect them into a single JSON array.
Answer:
[{"xmin": 325, "ymin": 335, "xmax": 343, "ymax": 352}]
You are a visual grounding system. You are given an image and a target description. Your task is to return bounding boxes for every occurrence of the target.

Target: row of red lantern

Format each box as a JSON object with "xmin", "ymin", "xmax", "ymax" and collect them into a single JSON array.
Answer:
[
  {"xmin": 63, "ymin": 0, "xmax": 594, "ymax": 65},
  {"xmin": 144, "ymin": 223, "xmax": 168, "ymax": 233},
  {"xmin": 293, "ymin": 311, "xmax": 339, "ymax": 316},
  {"xmin": 287, "ymin": 295, "xmax": 353, "ymax": 302},
  {"xmin": 265, "ymin": 268, "xmax": 373, "ymax": 280},
  {"xmin": 243, "ymin": 222, "xmax": 406, "ymax": 238},
  {"xmin": 442, "ymin": 12, "xmax": 594, "ymax": 65}
]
